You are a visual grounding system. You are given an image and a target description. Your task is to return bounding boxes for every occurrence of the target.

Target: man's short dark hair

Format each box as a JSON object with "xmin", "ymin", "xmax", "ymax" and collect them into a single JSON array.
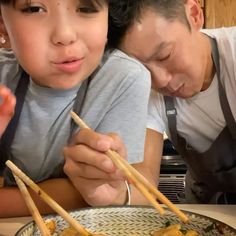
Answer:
[{"xmin": 108, "ymin": 0, "xmax": 190, "ymax": 48}]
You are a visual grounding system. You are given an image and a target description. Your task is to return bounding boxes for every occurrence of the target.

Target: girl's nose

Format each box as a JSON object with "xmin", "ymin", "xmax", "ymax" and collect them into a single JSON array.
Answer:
[{"xmin": 51, "ymin": 17, "xmax": 77, "ymax": 46}]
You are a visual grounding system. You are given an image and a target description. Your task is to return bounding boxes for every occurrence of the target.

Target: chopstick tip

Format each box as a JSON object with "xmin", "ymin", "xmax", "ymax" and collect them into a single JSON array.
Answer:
[{"xmin": 70, "ymin": 110, "xmax": 76, "ymax": 117}]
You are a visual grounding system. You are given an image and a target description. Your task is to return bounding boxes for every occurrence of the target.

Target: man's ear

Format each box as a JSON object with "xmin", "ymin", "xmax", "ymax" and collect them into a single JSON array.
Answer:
[{"xmin": 185, "ymin": 0, "xmax": 204, "ymax": 31}]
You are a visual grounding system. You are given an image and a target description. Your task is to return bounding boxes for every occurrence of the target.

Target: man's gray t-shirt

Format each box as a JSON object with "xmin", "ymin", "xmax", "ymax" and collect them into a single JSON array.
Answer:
[{"xmin": 0, "ymin": 49, "xmax": 151, "ymax": 185}]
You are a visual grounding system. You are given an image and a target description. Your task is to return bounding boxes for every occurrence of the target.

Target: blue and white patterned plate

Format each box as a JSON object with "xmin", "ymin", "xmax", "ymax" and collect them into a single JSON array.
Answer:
[{"xmin": 16, "ymin": 206, "xmax": 236, "ymax": 236}]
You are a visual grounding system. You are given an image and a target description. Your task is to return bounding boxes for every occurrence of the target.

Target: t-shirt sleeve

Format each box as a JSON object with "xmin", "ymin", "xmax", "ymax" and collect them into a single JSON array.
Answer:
[
  {"xmin": 86, "ymin": 50, "xmax": 151, "ymax": 164},
  {"xmin": 147, "ymin": 90, "xmax": 166, "ymax": 134}
]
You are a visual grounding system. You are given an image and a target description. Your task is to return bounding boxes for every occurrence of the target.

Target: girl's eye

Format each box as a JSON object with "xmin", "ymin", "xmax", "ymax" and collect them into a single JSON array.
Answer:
[
  {"xmin": 77, "ymin": 0, "xmax": 99, "ymax": 14},
  {"xmin": 21, "ymin": 6, "xmax": 44, "ymax": 13},
  {"xmin": 77, "ymin": 5, "xmax": 99, "ymax": 14},
  {"xmin": 78, "ymin": 7, "xmax": 98, "ymax": 13}
]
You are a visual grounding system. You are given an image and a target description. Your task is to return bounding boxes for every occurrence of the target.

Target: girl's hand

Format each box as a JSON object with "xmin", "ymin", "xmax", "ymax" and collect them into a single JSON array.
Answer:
[
  {"xmin": 0, "ymin": 85, "xmax": 16, "ymax": 137},
  {"xmin": 63, "ymin": 129, "xmax": 128, "ymax": 206}
]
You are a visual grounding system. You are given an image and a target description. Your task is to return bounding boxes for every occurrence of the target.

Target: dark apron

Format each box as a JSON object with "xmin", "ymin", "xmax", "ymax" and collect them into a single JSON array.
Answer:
[
  {"xmin": 0, "ymin": 71, "xmax": 91, "ymax": 185},
  {"xmin": 0, "ymin": 49, "xmax": 113, "ymax": 186},
  {"xmin": 164, "ymin": 38, "xmax": 236, "ymax": 204}
]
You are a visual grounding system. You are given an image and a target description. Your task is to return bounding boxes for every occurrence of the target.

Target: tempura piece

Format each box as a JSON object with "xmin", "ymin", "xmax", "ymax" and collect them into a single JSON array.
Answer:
[
  {"xmin": 153, "ymin": 224, "xmax": 183, "ymax": 236},
  {"xmin": 186, "ymin": 230, "xmax": 199, "ymax": 236},
  {"xmin": 45, "ymin": 219, "xmax": 56, "ymax": 234},
  {"xmin": 60, "ymin": 226, "xmax": 106, "ymax": 236},
  {"xmin": 60, "ymin": 227, "xmax": 79, "ymax": 236},
  {"xmin": 152, "ymin": 224, "xmax": 199, "ymax": 236}
]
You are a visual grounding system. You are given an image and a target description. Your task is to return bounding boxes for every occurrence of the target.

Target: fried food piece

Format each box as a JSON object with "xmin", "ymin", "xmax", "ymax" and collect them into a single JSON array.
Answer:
[
  {"xmin": 60, "ymin": 227, "xmax": 80, "ymax": 236},
  {"xmin": 153, "ymin": 224, "xmax": 183, "ymax": 236},
  {"xmin": 186, "ymin": 230, "xmax": 199, "ymax": 236},
  {"xmin": 59, "ymin": 226, "xmax": 106, "ymax": 236},
  {"xmin": 45, "ymin": 219, "xmax": 56, "ymax": 234},
  {"xmin": 153, "ymin": 224, "xmax": 199, "ymax": 236}
]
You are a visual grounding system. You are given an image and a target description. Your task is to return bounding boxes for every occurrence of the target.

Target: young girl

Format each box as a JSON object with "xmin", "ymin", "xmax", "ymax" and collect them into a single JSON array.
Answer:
[{"xmin": 0, "ymin": 0, "xmax": 151, "ymax": 216}]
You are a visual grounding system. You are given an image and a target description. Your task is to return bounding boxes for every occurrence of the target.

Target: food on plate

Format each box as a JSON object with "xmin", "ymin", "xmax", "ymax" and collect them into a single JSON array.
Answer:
[
  {"xmin": 44, "ymin": 219, "xmax": 199, "ymax": 236},
  {"xmin": 45, "ymin": 219, "xmax": 106, "ymax": 236},
  {"xmin": 59, "ymin": 226, "xmax": 106, "ymax": 236},
  {"xmin": 152, "ymin": 224, "xmax": 199, "ymax": 236},
  {"xmin": 45, "ymin": 219, "xmax": 56, "ymax": 234},
  {"xmin": 59, "ymin": 226, "xmax": 81, "ymax": 236}
]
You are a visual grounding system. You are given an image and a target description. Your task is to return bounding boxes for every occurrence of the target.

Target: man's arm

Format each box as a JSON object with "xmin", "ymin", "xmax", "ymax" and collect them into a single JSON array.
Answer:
[
  {"xmin": 130, "ymin": 128, "xmax": 164, "ymax": 204},
  {"xmin": 0, "ymin": 178, "xmax": 88, "ymax": 218}
]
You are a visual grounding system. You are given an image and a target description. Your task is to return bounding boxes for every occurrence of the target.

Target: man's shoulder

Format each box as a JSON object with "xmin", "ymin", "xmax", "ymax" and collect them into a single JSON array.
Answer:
[
  {"xmin": 202, "ymin": 26, "xmax": 236, "ymax": 64},
  {"xmin": 201, "ymin": 26, "xmax": 236, "ymax": 39}
]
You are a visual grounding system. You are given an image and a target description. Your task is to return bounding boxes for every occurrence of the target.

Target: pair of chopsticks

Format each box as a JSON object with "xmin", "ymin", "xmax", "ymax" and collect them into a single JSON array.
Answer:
[
  {"xmin": 13, "ymin": 174, "xmax": 51, "ymax": 236},
  {"xmin": 70, "ymin": 111, "xmax": 189, "ymax": 223},
  {"xmin": 6, "ymin": 160, "xmax": 95, "ymax": 236}
]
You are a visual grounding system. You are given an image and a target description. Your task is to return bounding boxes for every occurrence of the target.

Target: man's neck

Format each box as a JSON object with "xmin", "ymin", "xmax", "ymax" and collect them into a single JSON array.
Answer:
[{"xmin": 201, "ymin": 35, "xmax": 215, "ymax": 91}]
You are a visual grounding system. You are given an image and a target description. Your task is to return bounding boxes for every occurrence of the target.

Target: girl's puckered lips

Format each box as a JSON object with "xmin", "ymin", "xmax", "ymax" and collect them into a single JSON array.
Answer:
[{"xmin": 52, "ymin": 57, "xmax": 84, "ymax": 73}]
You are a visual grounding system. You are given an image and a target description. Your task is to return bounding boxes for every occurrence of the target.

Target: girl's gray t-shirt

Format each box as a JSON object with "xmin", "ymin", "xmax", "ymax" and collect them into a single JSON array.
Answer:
[{"xmin": 0, "ymin": 49, "xmax": 151, "ymax": 185}]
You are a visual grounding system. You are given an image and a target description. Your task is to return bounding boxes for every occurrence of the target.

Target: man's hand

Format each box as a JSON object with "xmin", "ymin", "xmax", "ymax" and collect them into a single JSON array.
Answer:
[{"xmin": 63, "ymin": 129, "xmax": 128, "ymax": 206}]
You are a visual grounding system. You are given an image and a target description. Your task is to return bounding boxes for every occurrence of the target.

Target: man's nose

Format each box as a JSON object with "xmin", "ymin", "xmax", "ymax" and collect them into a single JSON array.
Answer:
[{"xmin": 148, "ymin": 65, "xmax": 172, "ymax": 89}]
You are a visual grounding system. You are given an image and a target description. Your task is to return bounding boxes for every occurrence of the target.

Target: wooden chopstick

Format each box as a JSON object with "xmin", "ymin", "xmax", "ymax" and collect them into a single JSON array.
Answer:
[
  {"xmin": 111, "ymin": 150, "xmax": 189, "ymax": 222},
  {"xmin": 6, "ymin": 161, "xmax": 93, "ymax": 236},
  {"xmin": 70, "ymin": 111, "xmax": 189, "ymax": 223},
  {"xmin": 70, "ymin": 112, "xmax": 164, "ymax": 215},
  {"xmin": 13, "ymin": 174, "xmax": 51, "ymax": 236},
  {"xmin": 105, "ymin": 150, "xmax": 165, "ymax": 215}
]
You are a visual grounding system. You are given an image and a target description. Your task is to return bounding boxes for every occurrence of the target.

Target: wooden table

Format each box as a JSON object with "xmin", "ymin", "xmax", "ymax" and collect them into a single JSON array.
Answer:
[{"xmin": 0, "ymin": 204, "xmax": 235, "ymax": 236}]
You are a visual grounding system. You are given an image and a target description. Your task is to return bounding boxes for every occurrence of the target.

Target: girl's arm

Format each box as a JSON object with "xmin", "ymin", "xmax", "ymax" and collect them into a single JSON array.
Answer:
[{"xmin": 0, "ymin": 178, "xmax": 88, "ymax": 217}]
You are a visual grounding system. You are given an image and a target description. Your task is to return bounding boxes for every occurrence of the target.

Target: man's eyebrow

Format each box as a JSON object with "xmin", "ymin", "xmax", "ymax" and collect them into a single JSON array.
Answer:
[{"xmin": 143, "ymin": 42, "xmax": 171, "ymax": 62}]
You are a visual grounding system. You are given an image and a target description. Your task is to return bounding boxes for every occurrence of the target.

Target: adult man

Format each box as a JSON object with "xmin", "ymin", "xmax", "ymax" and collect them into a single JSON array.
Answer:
[{"xmin": 64, "ymin": 0, "xmax": 236, "ymax": 204}]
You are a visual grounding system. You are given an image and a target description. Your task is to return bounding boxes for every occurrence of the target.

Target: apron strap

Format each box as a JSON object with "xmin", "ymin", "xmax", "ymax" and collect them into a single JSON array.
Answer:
[
  {"xmin": 70, "ymin": 77, "xmax": 91, "ymax": 135},
  {"xmin": 70, "ymin": 49, "xmax": 114, "ymax": 134},
  {"xmin": 0, "ymin": 75, "xmax": 90, "ymax": 174},
  {"xmin": 163, "ymin": 96, "xmax": 178, "ymax": 147},
  {"xmin": 0, "ymin": 71, "xmax": 29, "ymax": 173},
  {"xmin": 211, "ymin": 37, "xmax": 236, "ymax": 139},
  {"xmin": 164, "ymin": 37, "xmax": 236, "ymax": 146}
]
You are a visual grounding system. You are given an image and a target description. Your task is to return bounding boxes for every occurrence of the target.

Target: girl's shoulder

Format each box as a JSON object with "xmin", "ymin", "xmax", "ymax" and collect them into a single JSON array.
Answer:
[
  {"xmin": 0, "ymin": 48, "xmax": 22, "ymax": 90},
  {"xmin": 105, "ymin": 49, "xmax": 149, "ymax": 73},
  {"xmin": 95, "ymin": 48, "xmax": 151, "ymax": 89},
  {"xmin": 0, "ymin": 48, "xmax": 18, "ymax": 63}
]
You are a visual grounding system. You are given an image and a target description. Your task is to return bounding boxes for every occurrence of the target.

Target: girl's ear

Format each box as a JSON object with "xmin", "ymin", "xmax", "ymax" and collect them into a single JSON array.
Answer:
[
  {"xmin": 185, "ymin": 0, "xmax": 204, "ymax": 31},
  {"xmin": 0, "ymin": 15, "xmax": 10, "ymax": 48}
]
